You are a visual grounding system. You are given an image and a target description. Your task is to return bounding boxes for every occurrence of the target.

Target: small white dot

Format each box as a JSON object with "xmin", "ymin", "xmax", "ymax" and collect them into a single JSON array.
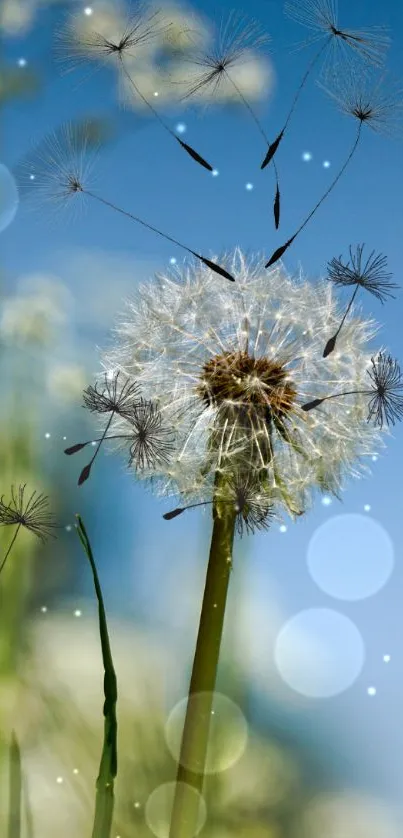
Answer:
[
  {"xmin": 279, "ymin": 524, "xmax": 287, "ymax": 533},
  {"xmin": 213, "ymin": 603, "xmax": 217, "ymax": 608},
  {"xmin": 134, "ymin": 801, "xmax": 141, "ymax": 808},
  {"xmin": 364, "ymin": 504, "xmax": 371, "ymax": 512},
  {"xmin": 65, "ymin": 525, "xmax": 72, "ymax": 532},
  {"xmin": 91, "ymin": 440, "xmax": 97, "ymax": 446},
  {"xmin": 41, "ymin": 606, "xmax": 47, "ymax": 613},
  {"xmin": 63, "ymin": 435, "xmax": 67, "ymax": 440},
  {"xmin": 383, "ymin": 654, "xmax": 391, "ymax": 663},
  {"xmin": 321, "ymin": 496, "xmax": 332, "ymax": 506},
  {"xmin": 367, "ymin": 686, "xmax": 376, "ymax": 696},
  {"xmin": 56, "ymin": 776, "xmax": 64, "ymax": 784},
  {"xmin": 45, "ymin": 432, "xmax": 51, "ymax": 439},
  {"xmin": 323, "ymin": 160, "xmax": 331, "ymax": 168},
  {"xmin": 245, "ymin": 182, "xmax": 254, "ymax": 191},
  {"xmin": 17, "ymin": 58, "xmax": 27, "ymax": 67},
  {"xmin": 29, "ymin": 173, "xmax": 35, "ymax": 180},
  {"xmin": 169, "ymin": 257, "xmax": 177, "ymax": 265},
  {"xmin": 73, "ymin": 768, "xmax": 79, "ymax": 774},
  {"xmin": 372, "ymin": 455, "xmax": 378, "ymax": 462},
  {"xmin": 175, "ymin": 122, "xmax": 186, "ymax": 134},
  {"xmin": 212, "ymin": 169, "xmax": 219, "ymax": 177},
  {"xmin": 302, "ymin": 151, "xmax": 312, "ymax": 162},
  {"xmin": 84, "ymin": 6, "xmax": 93, "ymax": 14},
  {"xmin": 74, "ymin": 609, "xmax": 82, "ymax": 617},
  {"xmin": 154, "ymin": 91, "xmax": 159, "ymax": 97}
]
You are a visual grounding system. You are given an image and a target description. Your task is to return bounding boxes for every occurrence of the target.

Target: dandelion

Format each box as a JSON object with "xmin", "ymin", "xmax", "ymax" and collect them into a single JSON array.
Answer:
[
  {"xmin": 56, "ymin": 5, "xmax": 214, "ymax": 171},
  {"xmin": 179, "ymin": 12, "xmax": 282, "ymax": 228},
  {"xmin": 0, "ymin": 485, "xmax": 57, "ymax": 575},
  {"xmin": 265, "ymin": 70, "xmax": 403, "ymax": 267},
  {"xmin": 261, "ymin": 0, "xmax": 390, "ymax": 169},
  {"xmin": 95, "ymin": 248, "xmax": 396, "ymax": 836},
  {"xmin": 16, "ymin": 122, "xmax": 234, "ymax": 282},
  {"xmin": 302, "ymin": 352, "xmax": 403, "ymax": 428},
  {"xmin": 323, "ymin": 244, "xmax": 398, "ymax": 356}
]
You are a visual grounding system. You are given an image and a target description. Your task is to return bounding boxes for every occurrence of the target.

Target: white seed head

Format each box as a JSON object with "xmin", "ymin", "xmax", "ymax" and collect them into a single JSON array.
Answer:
[{"xmin": 101, "ymin": 249, "xmax": 385, "ymax": 517}]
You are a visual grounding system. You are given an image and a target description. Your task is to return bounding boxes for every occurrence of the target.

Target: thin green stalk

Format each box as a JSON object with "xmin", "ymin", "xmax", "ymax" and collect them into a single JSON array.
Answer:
[
  {"xmin": 75, "ymin": 515, "xmax": 118, "ymax": 838},
  {"xmin": 8, "ymin": 730, "xmax": 21, "ymax": 838},
  {"xmin": 169, "ymin": 472, "xmax": 237, "ymax": 838}
]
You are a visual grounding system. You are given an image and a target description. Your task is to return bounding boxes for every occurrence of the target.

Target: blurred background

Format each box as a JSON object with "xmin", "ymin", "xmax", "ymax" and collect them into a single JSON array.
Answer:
[{"xmin": 1, "ymin": 0, "xmax": 403, "ymax": 834}]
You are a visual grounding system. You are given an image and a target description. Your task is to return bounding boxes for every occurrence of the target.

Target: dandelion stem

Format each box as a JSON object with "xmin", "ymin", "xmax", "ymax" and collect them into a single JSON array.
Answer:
[
  {"xmin": 169, "ymin": 471, "xmax": 237, "ymax": 838},
  {"xmin": 0, "ymin": 525, "xmax": 22, "ymax": 576}
]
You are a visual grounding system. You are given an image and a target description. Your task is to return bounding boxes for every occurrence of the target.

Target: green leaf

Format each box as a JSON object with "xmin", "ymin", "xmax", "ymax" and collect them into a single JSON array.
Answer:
[
  {"xmin": 75, "ymin": 515, "xmax": 118, "ymax": 838},
  {"xmin": 8, "ymin": 731, "xmax": 21, "ymax": 838}
]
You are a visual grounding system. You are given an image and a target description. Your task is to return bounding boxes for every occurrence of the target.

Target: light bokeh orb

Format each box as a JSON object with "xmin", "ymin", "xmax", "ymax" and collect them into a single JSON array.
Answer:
[
  {"xmin": 0, "ymin": 163, "xmax": 19, "ymax": 233},
  {"xmin": 307, "ymin": 514, "xmax": 394, "ymax": 601},
  {"xmin": 145, "ymin": 782, "xmax": 206, "ymax": 838},
  {"xmin": 274, "ymin": 608, "xmax": 365, "ymax": 698},
  {"xmin": 165, "ymin": 692, "xmax": 248, "ymax": 774}
]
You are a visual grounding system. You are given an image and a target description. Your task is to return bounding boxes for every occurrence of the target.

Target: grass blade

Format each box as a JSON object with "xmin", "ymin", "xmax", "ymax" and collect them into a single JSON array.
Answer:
[
  {"xmin": 75, "ymin": 515, "xmax": 118, "ymax": 838},
  {"xmin": 8, "ymin": 731, "xmax": 21, "ymax": 838}
]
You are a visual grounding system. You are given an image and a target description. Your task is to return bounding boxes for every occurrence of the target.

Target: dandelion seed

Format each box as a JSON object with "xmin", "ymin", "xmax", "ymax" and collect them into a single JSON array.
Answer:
[
  {"xmin": 125, "ymin": 398, "xmax": 176, "ymax": 470},
  {"xmin": 261, "ymin": 0, "xmax": 390, "ymax": 169},
  {"xmin": 65, "ymin": 399, "xmax": 174, "ymax": 478},
  {"xmin": 17, "ymin": 123, "xmax": 235, "ymax": 282},
  {"xmin": 56, "ymin": 7, "xmax": 214, "ymax": 171},
  {"xmin": 179, "ymin": 12, "xmax": 281, "ymax": 227},
  {"xmin": 163, "ymin": 468, "xmax": 276, "ymax": 537},
  {"xmin": 266, "ymin": 71, "xmax": 403, "ymax": 267},
  {"xmin": 82, "ymin": 371, "xmax": 141, "ymax": 418},
  {"xmin": 0, "ymin": 485, "xmax": 58, "ymax": 575},
  {"xmin": 302, "ymin": 352, "xmax": 403, "ymax": 428},
  {"xmin": 323, "ymin": 244, "xmax": 397, "ymax": 356},
  {"xmin": 65, "ymin": 371, "xmax": 142, "ymax": 485}
]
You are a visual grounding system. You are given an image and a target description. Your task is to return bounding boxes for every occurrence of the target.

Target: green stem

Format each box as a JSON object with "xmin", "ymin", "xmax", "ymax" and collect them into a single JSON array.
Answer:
[{"xmin": 168, "ymin": 472, "xmax": 237, "ymax": 838}]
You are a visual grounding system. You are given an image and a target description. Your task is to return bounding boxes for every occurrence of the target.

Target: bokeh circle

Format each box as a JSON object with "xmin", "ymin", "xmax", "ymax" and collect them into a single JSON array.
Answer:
[
  {"xmin": 165, "ymin": 692, "xmax": 248, "ymax": 774},
  {"xmin": 307, "ymin": 514, "xmax": 394, "ymax": 601},
  {"xmin": 274, "ymin": 608, "xmax": 365, "ymax": 698}
]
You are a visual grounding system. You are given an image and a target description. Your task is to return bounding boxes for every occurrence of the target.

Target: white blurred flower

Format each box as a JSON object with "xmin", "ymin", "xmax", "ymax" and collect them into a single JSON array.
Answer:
[
  {"xmin": 56, "ymin": 0, "xmax": 273, "ymax": 110},
  {"xmin": 0, "ymin": 0, "xmax": 35, "ymax": 35},
  {"xmin": 301, "ymin": 791, "xmax": 402, "ymax": 838},
  {"xmin": 0, "ymin": 274, "xmax": 72, "ymax": 347},
  {"xmin": 101, "ymin": 248, "xmax": 384, "ymax": 519},
  {"xmin": 46, "ymin": 363, "xmax": 87, "ymax": 403}
]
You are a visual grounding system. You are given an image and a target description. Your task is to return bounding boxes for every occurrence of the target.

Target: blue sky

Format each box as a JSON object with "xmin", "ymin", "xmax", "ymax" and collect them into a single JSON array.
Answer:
[{"xmin": 2, "ymin": 0, "xmax": 403, "ymax": 821}]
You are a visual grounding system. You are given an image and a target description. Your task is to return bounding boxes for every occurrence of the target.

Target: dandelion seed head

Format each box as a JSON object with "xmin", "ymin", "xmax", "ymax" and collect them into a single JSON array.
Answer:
[
  {"xmin": 101, "ymin": 249, "xmax": 385, "ymax": 518},
  {"xmin": 285, "ymin": 0, "xmax": 390, "ymax": 79},
  {"xmin": 15, "ymin": 121, "xmax": 99, "ymax": 221},
  {"xmin": 55, "ymin": 4, "xmax": 168, "ymax": 73},
  {"xmin": 0, "ymin": 485, "xmax": 57, "ymax": 542},
  {"xmin": 179, "ymin": 11, "xmax": 270, "ymax": 102},
  {"xmin": 327, "ymin": 244, "xmax": 398, "ymax": 303},
  {"xmin": 321, "ymin": 70, "xmax": 403, "ymax": 138}
]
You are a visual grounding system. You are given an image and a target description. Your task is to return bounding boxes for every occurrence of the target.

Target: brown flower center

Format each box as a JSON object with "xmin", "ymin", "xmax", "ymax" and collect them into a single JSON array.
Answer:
[{"xmin": 196, "ymin": 350, "xmax": 297, "ymax": 418}]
